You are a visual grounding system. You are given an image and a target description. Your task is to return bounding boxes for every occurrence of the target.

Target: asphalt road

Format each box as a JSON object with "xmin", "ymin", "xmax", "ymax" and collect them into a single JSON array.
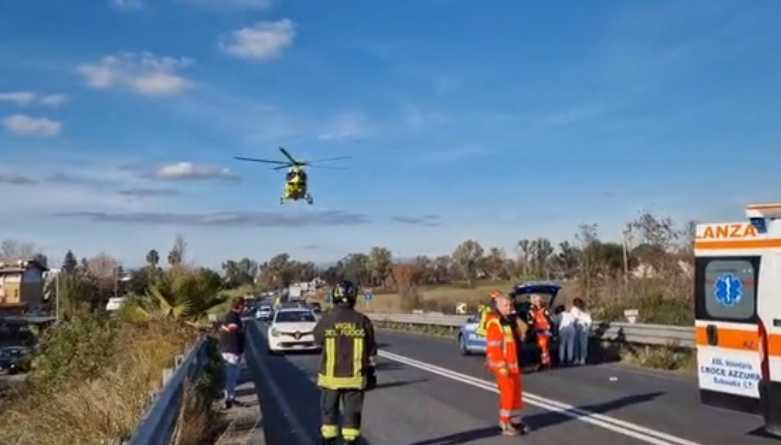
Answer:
[{"xmin": 245, "ymin": 321, "xmax": 778, "ymax": 445}]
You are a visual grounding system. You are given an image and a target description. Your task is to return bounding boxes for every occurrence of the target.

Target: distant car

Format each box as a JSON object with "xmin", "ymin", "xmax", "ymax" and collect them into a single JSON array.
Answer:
[
  {"xmin": 0, "ymin": 346, "xmax": 32, "ymax": 375},
  {"xmin": 457, "ymin": 281, "xmax": 561, "ymax": 358},
  {"xmin": 267, "ymin": 308, "xmax": 320, "ymax": 354},
  {"xmin": 255, "ymin": 305, "xmax": 273, "ymax": 321}
]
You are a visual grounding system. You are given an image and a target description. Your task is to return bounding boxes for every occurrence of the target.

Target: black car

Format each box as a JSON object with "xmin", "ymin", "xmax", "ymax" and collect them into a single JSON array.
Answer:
[{"xmin": 0, "ymin": 346, "xmax": 32, "ymax": 375}]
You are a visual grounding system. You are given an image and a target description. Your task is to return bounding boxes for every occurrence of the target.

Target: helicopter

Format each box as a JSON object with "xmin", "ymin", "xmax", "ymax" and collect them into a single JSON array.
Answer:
[{"xmin": 234, "ymin": 147, "xmax": 350, "ymax": 205}]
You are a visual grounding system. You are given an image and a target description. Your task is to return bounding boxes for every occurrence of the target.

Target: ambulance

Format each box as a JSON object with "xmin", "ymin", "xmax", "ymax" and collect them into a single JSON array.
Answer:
[{"xmin": 694, "ymin": 203, "xmax": 781, "ymax": 435}]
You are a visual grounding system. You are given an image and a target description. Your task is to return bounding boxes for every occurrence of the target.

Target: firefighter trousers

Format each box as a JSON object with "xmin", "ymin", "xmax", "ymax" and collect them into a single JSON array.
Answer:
[
  {"xmin": 321, "ymin": 388, "xmax": 364, "ymax": 442},
  {"xmin": 495, "ymin": 372, "xmax": 523, "ymax": 424}
]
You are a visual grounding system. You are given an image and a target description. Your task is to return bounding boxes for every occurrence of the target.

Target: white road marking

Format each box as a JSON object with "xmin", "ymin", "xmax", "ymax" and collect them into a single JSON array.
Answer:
[
  {"xmin": 247, "ymin": 323, "xmax": 316, "ymax": 445},
  {"xmin": 379, "ymin": 350, "xmax": 702, "ymax": 445}
]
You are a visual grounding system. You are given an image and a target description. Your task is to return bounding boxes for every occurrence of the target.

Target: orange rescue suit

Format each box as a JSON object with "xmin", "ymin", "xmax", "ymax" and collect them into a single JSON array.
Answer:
[
  {"xmin": 529, "ymin": 306, "xmax": 553, "ymax": 367},
  {"xmin": 485, "ymin": 312, "xmax": 523, "ymax": 424}
]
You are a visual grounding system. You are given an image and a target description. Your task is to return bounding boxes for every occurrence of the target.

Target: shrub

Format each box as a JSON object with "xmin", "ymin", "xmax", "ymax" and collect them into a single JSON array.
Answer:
[{"xmin": 0, "ymin": 317, "xmax": 198, "ymax": 445}]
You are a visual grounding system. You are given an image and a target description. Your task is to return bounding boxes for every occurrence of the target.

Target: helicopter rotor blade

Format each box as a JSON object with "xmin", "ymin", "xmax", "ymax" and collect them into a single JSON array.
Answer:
[
  {"xmin": 234, "ymin": 156, "xmax": 289, "ymax": 165},
  {"xmin": 278, "ymin": 147, "xmax": 300, "ymax": 165},
  {"xmin": 273, "ymin": 165, "xmax": 292, "ymax": 170},
  {"xmin": 308, "ymin": 156, "xmax": 352, "ymax": 164},
  {"xmin": 308, "ymin": 165, "xmax": 348, "ymax": 170}
]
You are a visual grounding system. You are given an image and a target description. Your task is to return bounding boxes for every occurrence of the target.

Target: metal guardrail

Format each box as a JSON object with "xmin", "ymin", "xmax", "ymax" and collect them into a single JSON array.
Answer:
[
  {"xmin": 367, "ymin": 313, "xmax": 696, "ymax": 349},
  {"xmin": 126, "ymin": 337, "xmax": 209, "ymax": 445}
]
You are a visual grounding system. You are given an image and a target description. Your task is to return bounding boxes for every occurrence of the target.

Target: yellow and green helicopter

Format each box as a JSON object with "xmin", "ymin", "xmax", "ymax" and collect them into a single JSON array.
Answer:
[{"xmin": 234, "ymin": 147, "xmax": 350, "ymax": 205}]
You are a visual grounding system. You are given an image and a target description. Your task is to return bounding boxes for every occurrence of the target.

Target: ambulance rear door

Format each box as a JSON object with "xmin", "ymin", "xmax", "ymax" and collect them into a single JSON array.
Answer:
[
  {"xmin": 695, "ymin": 255, "xmax": 762, "ymax": 413},
  {"xmin": 757, "ymin": 253, "xmax": 781, "ymax": 434}
]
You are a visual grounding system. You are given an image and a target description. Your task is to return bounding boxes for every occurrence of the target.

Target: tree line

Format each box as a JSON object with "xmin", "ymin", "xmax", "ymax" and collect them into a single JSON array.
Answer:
[{"xmin": 2, "ymin": 211, "xmax": 696, "ymax": 322}]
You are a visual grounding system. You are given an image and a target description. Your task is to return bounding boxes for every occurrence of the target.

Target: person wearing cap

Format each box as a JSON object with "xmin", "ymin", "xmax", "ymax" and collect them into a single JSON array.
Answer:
[{"xmin": 484, "ymin": 290, "xmax": 529, "ymax": 436}]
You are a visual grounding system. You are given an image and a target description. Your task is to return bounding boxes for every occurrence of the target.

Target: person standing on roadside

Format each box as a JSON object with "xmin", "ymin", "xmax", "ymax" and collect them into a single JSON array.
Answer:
[
  {"xmin": 571, "ymin": 298, "xmax": 592, "ymax": 365},
  {"xmin": 527, "ymin": 294, "xmax": 553, "ymax": 371},
  {"xmin": 314, "ymin": 280, "xmax": 377, "ymax": 445},
  {"xmin": 554, "ymin": 304, "xmax": 576, "ymax": 365},
  {"xmin": 485, "ymin": 291, "xmax": 530, "ymax": 436},
  {"xmin": 219, "ymin": 296, "xmax": 246, "ymax": 409}
]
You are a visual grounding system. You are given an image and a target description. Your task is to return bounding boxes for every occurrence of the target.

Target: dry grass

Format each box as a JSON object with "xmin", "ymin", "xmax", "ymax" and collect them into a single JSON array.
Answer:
[
  {"xmin": 0, "ymin": 320, "xmax": 198, "ymax": 445},
  {"xmin": 358, "ymin": 280, "xmax": 515, "ymax": 314},
  {"xmin": 621, "ymin": 343, "xmax": 696, "ymax": 375}
]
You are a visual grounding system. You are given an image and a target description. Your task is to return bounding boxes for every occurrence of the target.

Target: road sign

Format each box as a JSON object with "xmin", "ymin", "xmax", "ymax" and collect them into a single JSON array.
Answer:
[{"xmin": 456, "ymin": 303, "xmax": 468, "ymax": 314}]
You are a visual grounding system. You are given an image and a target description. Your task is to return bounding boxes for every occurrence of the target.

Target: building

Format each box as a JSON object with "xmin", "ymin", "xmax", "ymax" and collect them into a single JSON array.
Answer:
[{"xmin": 0, "ymin": 259, "xmax": 49, "ymax": 313}]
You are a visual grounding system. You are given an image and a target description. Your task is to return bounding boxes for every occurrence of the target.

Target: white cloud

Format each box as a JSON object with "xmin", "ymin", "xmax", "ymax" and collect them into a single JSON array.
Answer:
[
  {"xmin": 40, "ymin": 94, "xmax": 69, "ymax": 107},
  {"xmin": 0, "ymin": 91, "xmax": 69, "ymax": 107},
  {"xmin": 111, "ymin": 0, "xmax": 143, "ymax": 10},
  {"xmin": 155, "ymin": 162, "xmax": 239, "ymax": 181},
  {"xmin": 0, "ymin": 91, "xmax": 37, "ymax": 106},
  {"xmin": 2, "ymin": 114, "xmax": 62, "ymax": 137},
  {"xmin": 220, "ymin": 19, "xmax": 295, "ymax": 62},
  {"xmin": 179, "ymin": 0, "xmax": 271, "ymax": 10},
  {"xmin": 77, "ymin": 52, "xmax": 194, "ymax": 96}
]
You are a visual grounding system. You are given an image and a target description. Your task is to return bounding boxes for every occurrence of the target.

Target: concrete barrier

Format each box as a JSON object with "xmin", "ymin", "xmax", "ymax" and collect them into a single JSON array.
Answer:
[{"xmin": 367, "ymin": 313, "xmax": 696, "ymax": 349}]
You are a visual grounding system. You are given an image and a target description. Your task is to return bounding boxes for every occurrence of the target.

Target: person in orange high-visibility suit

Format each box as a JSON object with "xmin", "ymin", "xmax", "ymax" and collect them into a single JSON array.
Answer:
[
  {"xmin": 485, "ymin": 291, "xmax": 529, "ymax": 436},
  {"xmin": 527, "ymin": 294, "xmax": 553, "ymax": 371}
]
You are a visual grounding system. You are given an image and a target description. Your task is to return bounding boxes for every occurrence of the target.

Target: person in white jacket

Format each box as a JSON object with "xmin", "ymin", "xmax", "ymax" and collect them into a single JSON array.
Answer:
[
  {"xmin": 570, "ymin": 298, "xmax": 592, "ymax": 365},
  {"xmin": 554, "ymin": 305, "xmax": 576, "ymax": 365}
]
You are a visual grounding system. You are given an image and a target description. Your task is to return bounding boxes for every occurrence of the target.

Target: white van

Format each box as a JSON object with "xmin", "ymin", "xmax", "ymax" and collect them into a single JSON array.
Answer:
[{"xmin": 694, "ymin": 203, "xmax": 781, "ymax": 436}]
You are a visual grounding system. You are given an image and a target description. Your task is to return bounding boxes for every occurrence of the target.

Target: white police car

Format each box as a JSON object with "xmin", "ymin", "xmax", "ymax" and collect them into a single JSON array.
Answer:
[{"xmin": 457, "ymin": 281, "xmax": 561, "ymax": 356}]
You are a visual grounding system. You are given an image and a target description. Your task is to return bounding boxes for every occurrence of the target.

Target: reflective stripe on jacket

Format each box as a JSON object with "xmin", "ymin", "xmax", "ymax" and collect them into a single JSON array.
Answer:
[
  {"xmin": 485, "ymin": 312, "xmax": 521, "ymax": 374},
  {"xmin": 314, "ymin": 306, "xmax": 377, "ymax": 390}
]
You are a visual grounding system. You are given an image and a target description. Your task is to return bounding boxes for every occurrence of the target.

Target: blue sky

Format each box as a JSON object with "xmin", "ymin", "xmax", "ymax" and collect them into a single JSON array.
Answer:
[{"xmin": 1, "ymin": 1, "xmax": 780, "ymax": 268}]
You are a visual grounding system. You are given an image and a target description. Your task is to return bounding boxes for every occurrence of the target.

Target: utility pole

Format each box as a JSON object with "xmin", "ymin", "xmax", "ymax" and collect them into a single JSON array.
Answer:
[
  {"xmin": 56, "ymin": 271, "xmax": 60, "ymax": 322},
  {"xmin": 622, "ymin": 227, "xmax": 631, "ymax": 296}
]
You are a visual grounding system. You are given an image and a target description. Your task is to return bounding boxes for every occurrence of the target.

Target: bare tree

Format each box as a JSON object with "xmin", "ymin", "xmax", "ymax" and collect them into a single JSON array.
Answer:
[
  {"xmin": 368, "ymin": 247, "xmax": 393, "ymax": 287},
  {"xmin": 0, "ymin": 240, "xmax": 35, "ymax": 261},
  {"xmin": 575, "ymin": 224, "xmax": 600, "ymax": 299},
  {"xmin": 86, "ymin": 253, "xmax": 120, "ymax": 280},
  {"xmin": 529, "ymin": 238, "xmax": 554, "ymax": 279},
  {"xmin": 168, "ymin": 234, "xmax": 187, "ymax": 266},
  {"xmin": 517, "ymin": 239, "xmax": 531, "ymax": 276},
  {"xmin": 484, "ymin": 247, "xmax": 508, "ymax": 281},
  {"xmin": 452, "ymin": 240, "xmax": 484, "ymax": 287}
]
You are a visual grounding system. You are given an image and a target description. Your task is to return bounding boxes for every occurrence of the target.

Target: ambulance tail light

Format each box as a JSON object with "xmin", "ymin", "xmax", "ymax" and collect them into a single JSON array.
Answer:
[{"xmin": 758, "ymin": 318, "xmax": 770, "ymax": 382}]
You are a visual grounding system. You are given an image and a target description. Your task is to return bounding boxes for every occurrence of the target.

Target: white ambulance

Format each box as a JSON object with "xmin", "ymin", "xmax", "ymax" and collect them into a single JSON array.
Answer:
[{"xmin": 694, "ymin": 203, "xmax": 781, "ymax": 435}]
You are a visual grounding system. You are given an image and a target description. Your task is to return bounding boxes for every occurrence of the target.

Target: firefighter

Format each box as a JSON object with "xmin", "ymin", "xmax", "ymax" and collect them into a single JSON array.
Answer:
[
  {"xmin": 485, "ymin": 291, "xmax": 529, "ymax": 436},
  {"xmin": 314, "ymin": 280, "xmax": 378, "ymax": 445},
  {"xmin": 527, "ymin": 294, "xmax": 553, "ymax": 370}
]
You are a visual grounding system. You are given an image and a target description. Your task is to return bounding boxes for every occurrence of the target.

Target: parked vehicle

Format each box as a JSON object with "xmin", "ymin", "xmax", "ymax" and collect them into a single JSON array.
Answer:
[
  {"xmin": 255, "ymin": 305, "xmax": 273, "ymax": 321},
  {"xmin": 457, "ymin": 282, "xmax": 561, "ymax": 364},
  {"xmin": 0, "ymin": 346, "xmax": 32, "ymax": 375},
  {"xmin": 694, "ymin": 203, "xmax": 781, "ymax": 436}
]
